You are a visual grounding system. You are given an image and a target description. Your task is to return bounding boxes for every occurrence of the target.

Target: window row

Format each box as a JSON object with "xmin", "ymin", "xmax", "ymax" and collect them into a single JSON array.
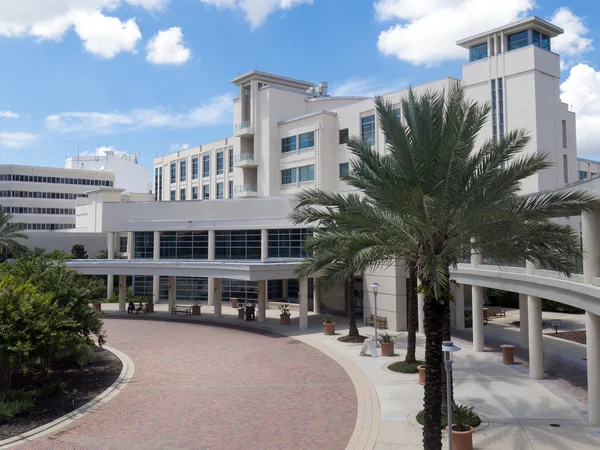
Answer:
[
  {"xmin": 215, "ymin": 230, "xmax": 262, "ymax": 260},
  {"xmin": 4, "ymin": 206, "xmax": 76, "ymax": 215},
  {"xmin": 268, "ymin": 228, "xmax": 311, "ymax": 258},
  {"xmin": 281, "ymin": 131, "xmax": 315, "ymax": 153},
  {"xmin": 169, "ymin": 180, "xmax": 233, "ymax": 201},
  {"xmin": 9, "ymin": 223, "xmax": 76, "ymax": 231},
  {"xmin": 0, "ymin": 174, "xmax": 113, "ymax": 186},
  {"xmin": 281, "ymin": 165, "xmax": 314, "ymax": 185},
  {"xmin": 0, "ymin": 190, "xmax": 87, "ymax": 199},
  {"xmin": 469, "ymin": 29, "xmax": 552, "ymax": 62},
  {"xmin": 154, "ymin": 167, "xmax": 163, "ymax": 201},
  {"xmin": 160, "ymin": 231, "xmax": 209, "ymax": 259},
  {"xmin": 169, "ymin": 149, "xmax": 235, "ymax": 184}
]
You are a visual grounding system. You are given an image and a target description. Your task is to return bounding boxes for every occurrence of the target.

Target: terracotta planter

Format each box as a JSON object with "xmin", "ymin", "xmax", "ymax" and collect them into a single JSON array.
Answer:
[
  {"xmin": 238, "ymin": 309, "xmax": 244, "ymax": 319},
  {"xmin": 446, "ymin": 425, "xmax": 474, "ymax": 450},
  {"xmin": 280, "ymin": 313, "xmax": 291, "ymax": 325},
  {"xmin": 380, "ymin": 341, "xmax": 395, "ymax": 356},
  {"xmin": 417, "ymin": 365, "xmax": 426, "ymax": 385},
  {"xmin": 501, "ymin": 344, "xmax": 515, "ymax": 364},
  {"xmin": 231, "ymin": 298, "xmax": 238, "ymax": 308},
  {"xmin": 92, "ymin": 303, "xmax": 102, "ymax": 311},
  {"xmin": 191, "ymin": 304, "xmax": 201, "ymax": 316},
  {"xmin": 323, "ymin": 322, "xmax": 336, "ymax": 335},
  {"xmin": 145, "ymin": 303, "xmax": 154, "ymax": 313}
]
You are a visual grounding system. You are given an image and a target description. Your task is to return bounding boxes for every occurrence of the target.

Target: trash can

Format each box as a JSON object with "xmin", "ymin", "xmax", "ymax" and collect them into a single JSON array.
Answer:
[{"xmin": 501, "ymin": 344, "xmax": 515, "ymax": 364}]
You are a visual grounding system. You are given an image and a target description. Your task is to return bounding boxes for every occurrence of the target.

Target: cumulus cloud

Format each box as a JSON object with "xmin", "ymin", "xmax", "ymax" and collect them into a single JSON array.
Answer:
[
  {"xmin": 170, "ymin": 143, "xmax": 190, "ymax": 151},
  {"xmin": 80, "ymin": 145, "xmax": 131, "ymax": 157},
  {"xmin": 550, "ymin": 8, "xmax": 593, "ymax": 70},
  {"xmin": 560, "ymin": 64, "xmax": 600, "ymax": 157},
  {"xmin": 331, "ymin": 76, "xmax": 409, "ymax": 98},
  {"xmin": 199, "ymin": 0, "xmax": 313, "ymax": 29},
  {"xmin": 45, "ymin": 93, "xmax": 234, "ymax": 136},
  {"xmin": 73, "ymin": 11, "xmax": 141, "ymax": 59},
  {"xmin": 146, "ymin": 27, "xmax": 191, "ymax": 65},
  {"xmin": 0, "ymin": 131, "xmax": 38, "ymax": 149},
  {"xmin": 375, "ymin": 0, "xmax": 533, "ymax": 66},
  {"xmin": 0, "ymin": 110, "xmax": 19, "ymax": 119}
]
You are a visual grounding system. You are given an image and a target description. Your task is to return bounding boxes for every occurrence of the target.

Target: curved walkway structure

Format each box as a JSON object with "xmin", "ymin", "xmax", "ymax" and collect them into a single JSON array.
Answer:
[{"xmin": 19, "ymin": 319, "xmax": 357, "ymax": 450}]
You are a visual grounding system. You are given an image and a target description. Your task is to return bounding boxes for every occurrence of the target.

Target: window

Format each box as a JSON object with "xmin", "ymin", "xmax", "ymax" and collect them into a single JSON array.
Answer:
[
  {"xmin": 229, "ymin": 148, "xmax": 234, "ymax": 173},
  {"xmin": 562, "ymin": 120, "xmax": 567, "ymax": 149},
  {"xmin": 281, "ymin": 136, "xmax": 297, "ymax": 153},
  {"xmin": 134, "ymin": 232, "xmax": 154, "ymax": 259},
  {"xmin": 216, "ymin": 182, "xmax": 224, "ymax": 199},
  {"xmin": 339, "ymin": 129, "xmax": 349, "ymax": 144},
  {"xmin": 498, "ymin": 78, "xmax": 504, "ymax": 138},
  {"xmin": 470, "ymin": 42, "xmax": 488, "ymax": 61},
  {"xmin": 299, "ymin": 165, "xmax": 314, "ymax": 182},
  {"xmin": 532, "ymin": 30, "xmax": 550, "ymax": 51},
  {"xmin": 221, "ymin": 279, "xmax": 258, "ymax": 303},
  {"xmin": 176, "ymin": 277, "xmax": 208, "ymax": 303},
  {"xmin": 339, "ymin": 163, "xmax": 349, "ymax": 178},
  {"xmin": 192, "ymin": 157, "xmax": 199, "ymax": 179},
  {"xmin": 268, "ymin": 280, "xmax": 283, "ymax": 300},
  {"xmin": 563, "ymin": 154, "xmax": 569, "ymax": 184},
  {"xmin": 299, "ymin": 131, "xmax": 315, "ymax": 149},
  {"xmin": 180, "ymin": 188, "xmax": 186, "ymax": 201},
  {"xmin": 160, "ymin": 231, "xmax": 208, "ymax": 259},
  {"xmin": 580, "ymin": 171, "xmax": 587, "ymax": 180},
  {"xmin": 215, "ymin": 230, "xmax": 261, "ymax": 260},
  {"xmin": 119, "ymin": 236, "xmax": 127, "ymax": 253},
  {"xmin": 268, "ymin": 229, "xmax": 311, "ymax": 258},
  {"xmin": 154, "ymin": 167, "xmax": 163, "ymax": 201},
  {"xmin": 170, "ymin": 190, "xmax": 176, "ymax": 201},
  {"xmin": 192, "ymin": 186, "xmax": 198, "ymax": 200},
  {"xmin": 361, "ymin": 114, "xmax": 375, "ymax": 146},
  {"xmin": 216, "ymin": 151, "xmax": 224, "ymax": 175},
  {"xmin": 507, "ymin": 30, "xmax": 529, "ymax": 51},
  {"xmin": 170, "ymin": 163, "xmax": 176, "ymax": 183},
  {"xmin": 203, "ymin": 184, "xmax": 210, "ymax": 200},
  {"xmin": 180, "ymin": 160, "xmax": 187, "ymax": 182},
  {"xmin": 132, "ymin": 276, "xmax": 153, "ymax": 298},
  {"xmin": 203, "ymin": 154, "xmax": 210, "ymax": 177},
  {"xmin": 229, "ymin": 180, "xmax": 233, "ymax": 199},
  {"xmin": 281, "ymin": 168, "xmax": 297, "ymax": 185},
  {"xmin": 491, "ymin": 79, "xmax": 497, "ymax": 139}
]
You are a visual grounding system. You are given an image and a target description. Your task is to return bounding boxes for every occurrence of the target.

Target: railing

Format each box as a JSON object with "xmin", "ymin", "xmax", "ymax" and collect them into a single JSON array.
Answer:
[
  {"xmin": 235, "ymin": 153, "xmax": 255, "ymax": 163},
  {"xmin": 235, "ymin": 121, "xmax": 253, "ymax": 132},
  {"xmin": 234, "ymin": 184, "xmax": 258, "ymax": 194}
]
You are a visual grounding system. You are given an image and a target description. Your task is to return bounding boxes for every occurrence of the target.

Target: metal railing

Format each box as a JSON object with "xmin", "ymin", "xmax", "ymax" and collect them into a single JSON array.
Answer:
[
  {"xmin": 235, "ymin": 153, "xmax": 255, "ymax": 163},
  {"xmin": 235, "ymin": 121, "xmax": 253, "ymax": 132},
  {"xmin": 234, "ymin": 184, "xmax": 258, "ymax": 194}
]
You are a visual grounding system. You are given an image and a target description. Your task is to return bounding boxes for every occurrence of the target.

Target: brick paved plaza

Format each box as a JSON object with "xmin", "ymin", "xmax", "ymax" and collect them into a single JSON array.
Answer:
[{"xmin": 22, "ymin": 318, "xmax": 357, "ymax": 450}]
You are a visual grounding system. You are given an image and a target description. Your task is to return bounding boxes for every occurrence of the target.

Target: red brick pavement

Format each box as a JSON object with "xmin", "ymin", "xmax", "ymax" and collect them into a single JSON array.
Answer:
[{"xmin": 23, "ymin": 319, "xmax": 357, "ymax": 450}]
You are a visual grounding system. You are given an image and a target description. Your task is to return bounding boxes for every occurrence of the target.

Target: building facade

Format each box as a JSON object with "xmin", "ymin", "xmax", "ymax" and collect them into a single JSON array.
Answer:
[{"xmin": 578, "ymin": 158, "xmax": 600, "ymax": 181}]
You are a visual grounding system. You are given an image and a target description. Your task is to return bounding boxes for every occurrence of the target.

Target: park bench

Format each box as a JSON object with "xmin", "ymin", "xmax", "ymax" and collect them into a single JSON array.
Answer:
[
  {"xmin": 171, "ymin": 304, "xmax": 192, "ymax": 316},
  {"xmin": 365, "ymin": 314, "xmax": 388, "ymax": 330},
  {"xmin": 487, "ymin": 306, "xmax": 506, "ymax": 318},
  {"xmin": 135, "ymin": 302, "xmax": 147, "ymax": 315}
]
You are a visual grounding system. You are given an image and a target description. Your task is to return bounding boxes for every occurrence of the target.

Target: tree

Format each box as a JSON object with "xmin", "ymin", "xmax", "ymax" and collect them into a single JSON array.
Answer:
[
  {"xmin": 291, "ymin": 84, "xmax": 596, "ymax": 449},
  {"xmin": 0, "ymin": 210, "xmax": 27, "ymax": 258},
  {"xmin": 71, "ymin": 244, "xmax": 88, "ymax": 259},
  {"xmin": 405, "ymin": 262, "xmax": 418, "ymax": 364}
]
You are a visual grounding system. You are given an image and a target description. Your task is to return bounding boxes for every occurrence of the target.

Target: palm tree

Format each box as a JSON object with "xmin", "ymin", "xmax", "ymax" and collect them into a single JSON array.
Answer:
[
  {"xmin": 291, "ymin": 83, "xmax": 597, "ymax": 450},
  {"xmin": 0, "ymin": 210, "xmax": 27, "ymax": 258}
]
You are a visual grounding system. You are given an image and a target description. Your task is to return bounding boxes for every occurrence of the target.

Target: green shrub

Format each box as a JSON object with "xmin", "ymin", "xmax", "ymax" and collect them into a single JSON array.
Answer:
[
  {"xmin": 0, "ymin": 401, "xmax": 14, "ymax": 422},
  {"xmin": 416, "ymin": 402, "xmax": 481, "ymax": 429},
  {"xmin": 388, "ymin": 360, "xmax": 424, "ymax": 373},
  {"xmin": 57, "ymin": 338, "xmax": 95, "ymax": 369},
  {"xmin": 37, "ymin": 379, "xmax": 68, "ymax": 399},
  {"xmin": 0, "ymin": 391, "xmax": 34, "ymax": 420}
]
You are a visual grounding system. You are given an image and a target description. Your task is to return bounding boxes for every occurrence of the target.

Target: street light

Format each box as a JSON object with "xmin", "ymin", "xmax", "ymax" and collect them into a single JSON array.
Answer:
[
  {"xmin": 370, "ymin": 282, "xmax": 381, "ymax": 345},
  {"xmin": 442, "ymin": 340, "xmax": 461, "ymax": 450}
]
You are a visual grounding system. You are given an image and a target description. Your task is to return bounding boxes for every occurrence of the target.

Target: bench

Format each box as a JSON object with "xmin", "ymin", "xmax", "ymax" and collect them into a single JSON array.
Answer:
[
  {"xmin": 365, "ymin": 314, "xmax": 388, "ymax": 330},
  {"xmin": 171, "ymin": 304, "xmax": 192, "ymax": 316},
  {"xmin": 134, "ymin": 303, "xmax": 147, "ymax": 315},
  {"xmin": 487, "ymin": 306, "xmax": 506, "ymax": 318}
]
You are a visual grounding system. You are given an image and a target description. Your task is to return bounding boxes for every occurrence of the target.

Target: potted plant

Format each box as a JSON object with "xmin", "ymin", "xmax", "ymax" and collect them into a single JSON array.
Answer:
[
  {"xmin": 379, "ymin": 332, "xmax": 395, "ymax": 356},
  {"xmin": 417, "ymin": 364, "xmax": 426, "ymax": 385},
  {"xmin": 192, "ymin": 299, "xmax": 201, "ymax": 316},
  {"xmin": 145, "ymin": 297, "xmax": 154, "ymax": 313},
  {"xmin": 237, "ymin": 305, "xmax": 245, "ymax": 319},
  {"xmin": 91, "ymin": 300, "xmax": 102, "ymax": 311},
  {"xmin": 447, "ymin": 403, "xmax": 476, "ymax": 450},
  {"xmin": 279, "ymin": 304, "xmax": 291, "ymax": 325},
  {"xmin": 231, "ymin": 297, "xmax": 239, "ymax": 308},
  {"xmin": 323, "ymin": 313, "xmax": 336, "ymax": 335}
]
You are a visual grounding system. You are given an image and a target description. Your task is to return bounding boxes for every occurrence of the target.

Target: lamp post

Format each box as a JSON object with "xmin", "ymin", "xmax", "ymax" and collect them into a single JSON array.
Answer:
[
  {"xmin": 370, "ymin": 282, "xmax": 380, "ymax": 345},
  {"xmin": 442, "ymin": 340, "xmax": 461, "ymax": 450}
]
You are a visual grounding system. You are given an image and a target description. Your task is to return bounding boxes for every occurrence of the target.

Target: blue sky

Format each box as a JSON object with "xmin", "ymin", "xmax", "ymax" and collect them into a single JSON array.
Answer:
[{"xmin": 1, "ymin": 0, "xmax": 599, "ymax": 171}]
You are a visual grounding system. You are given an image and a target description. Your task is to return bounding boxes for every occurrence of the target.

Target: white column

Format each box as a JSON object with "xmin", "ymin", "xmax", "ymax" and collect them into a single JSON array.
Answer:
[
  {"xmin": 118, "ymin": 275, "xmax": 126, "ymax": 312},
  {"xmin": 519, "ymin": 293, "xmax": 529, "ymax": 348},
  {"xmin": 168, "ymin": 276, "xmax": 176, "ymax": 312},
  {"xmin": 313, "ymin": 278, "xmax": 321, "ymax": 313},
  {"xmin": 152, "ymin": 231, "xmax": 160, "ymax": 303},
  {"xmin": 153, "ymin": 231, "xmax": 160, "ymax": 260},
  {"xmin": 455, "ymin": 283, "xmax": 465, "ymax": 331},
  {"xmin": 261, "ymin": 229, "xmax": 268, "ymax": 262},
  {"xmin": 257, "ymin": 280, "xmax": 266, "ymax": 322},
  {"xmin": 472, "ymin": 285, "xmax": 484, "ymax": 352},
  {"xmin": 299, "ymin": 278, "xmax": 308, "ymax": 330},
  {"xmin": 106, "ymin": 232, "xmax": 115, "ymax": 300},
  {"xmin": 282, "ymin": 279, "xmax": 288, "ymax": 298},
  {"xmin": 208, "ymin": 277, "xmax": 216, "ymax": 306},
  {"xmin": 127, "ymin": 231, "xmax": 133, "ymax": 259},
  {"xmin": 208, "ymin": 230, "xmax": 215, "ymax": 261},
  {"xmin": 582, "ymin": 211, "xmax": 600, "ymax": 285},
  {"xmin": 587, "ymin": 312, "xmax": 600, "ymax": 425},
  {"xmin": 527, "ymin": 295, "xmax": 544, "ymax": 379},
  {"xmin": 213, "ymin": 278, "xmax": 222, "ymax": 318},
  {"xmin": 417, "ymin": 278, "xmax": 424, "ymax": 334}
]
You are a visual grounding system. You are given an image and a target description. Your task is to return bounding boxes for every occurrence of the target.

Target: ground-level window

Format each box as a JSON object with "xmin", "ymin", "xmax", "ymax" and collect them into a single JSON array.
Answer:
[
  {"xmin": 339, "ymin": 162, "xmax": 349, "ymax": 178},
  {"xmin": 134, "ymin": 232, "xmax": 154, "ymax": 259},
  {"xmin": 221, "ymin": 279, "xmax": 258, "ymax": 303},
  {"xmin": 119, "ymin": 236, "xmax": 127, "ymax": 253}
]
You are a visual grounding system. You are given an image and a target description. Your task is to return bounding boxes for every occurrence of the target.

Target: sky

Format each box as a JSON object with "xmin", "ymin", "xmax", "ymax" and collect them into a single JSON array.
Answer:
[{"xmin": 1, "ymin": 0, "xmax": 600, "ymax": 171}]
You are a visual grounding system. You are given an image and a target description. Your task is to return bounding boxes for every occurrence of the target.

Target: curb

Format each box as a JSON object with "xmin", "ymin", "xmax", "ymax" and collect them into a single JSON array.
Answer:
[{"xmin": 0, "ymin": 345, "xmax": 135, "ymax": 449}]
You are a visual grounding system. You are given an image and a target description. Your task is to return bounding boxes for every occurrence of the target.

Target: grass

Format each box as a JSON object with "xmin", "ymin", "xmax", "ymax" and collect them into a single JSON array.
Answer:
[
  {"xmin": 416, "ymin": 407, "xmax": 481, "ymax": 429},
  {"xmin": 387, "ymin": 360, "xmax": 425, "ymax": 374}
]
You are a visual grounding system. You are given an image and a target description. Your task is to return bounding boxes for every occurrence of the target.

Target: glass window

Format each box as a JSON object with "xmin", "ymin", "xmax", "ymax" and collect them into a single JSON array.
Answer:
[
  {"xmin": 268, "ymin": 229, "xmax": 311, "ymax": 258},
  {"xmin": 170, "ymin": 163, "xmax": 176, "ymax": 183},
  {"xmin": 180, "ymin": 188, "xmax": 186, "ymax": 201},
  {"xmin": 180, "ymin": 160, "xmax": 187, "ymax": 182},
  {"xmin": 215, "ymin": 230, "xmax": 261, "ymax": 260},
  {"xmin": 498, "ymin": 78, "xmax": 504, "ymax": 138},
  {"xmin": 532, "ymin": 30, "xmax": 551, "ymax": 51},
  {"xmin": 299, "ymin": 131, "xmax": 315, "ymax": 149},
  {"xmin": 203, "ymin": 154, "xmax": 210, "ymax": 178},
  {"xmin": 580, "ymin": 171, "xmax": 587, "ymax": 180},
  {"xmin": 134, "ymin": 232, "xmax": 154, "ymax": 259},
  {"xmin": 229, "ymin": 180, "xmax": 233, "ymax": 199},
  {"xmin": 192, "ymin": 186, "xmax": 198, "ymax": 200},
  {"xmin": 229, "ymin": 148, "xmax": 234, "ymax": 173},
  {"xmin": 491, "ymin": 79, "xmax": 497, "ymax": 139},
  {"xmin": 203, "ymin": 184, "xmax": 210, "ymax": 200},
  {"xmin": 299, "ymin": 165, "xmax": 314, "ymax": 182},
  {"xmin": 281, "ymin": 136, "xmax": 297, "ymax": 153},
  {"xmin": 176, "ymin": 277, "xmax": 208, "ymax": 302},
  {"xmin": 216, "ymin": 182, "xmax": 224, "ymax": 199},
  {"xmin": 192, "ymin": 157, "xmax": 199, "ymax": 179},
  {"xmin": 470, "ymin": 42, "xmax": 488, "ymax": 61},
  {"xmin": 221, "ymin": 279, "xmax": 258, "ymax": 303},
  {"xmin": 160, "ymin": 231, "xmax": 208, "ymax": 259},
  {"xmin": 216, "ymin": 151, "xmax": 224, "ymax": 175},
  {"xmin": 563, "ymin": 154, "xmax": 569, "ymax": 184},
  {"xmin": 507, "ymin": 30, "xmax": 529, "ymax": 51},
  {"xmin": 339, "ymin": 128, "xmax": 349, "ymax": 144},
  {"xmin": 281, "ymin": 168, "xmax": 297, "ymax": 185},
  {"xmin": 132, "ymin": 276, "xmax": 154, "ymax": 298},
  {"xmin": 170, "ymin": 190, "xmax": 176, "ymax": 201},
  {"xmin": 339, "ymin": 163, "xmax": 349, "ymax": 178},
  {"xmin": 562, "ymin": 120, "xmax": 567, "ymax": 149},
  {"xmin": 119, "ymin": 236, "xmax": 127, "ymax": 253},
  {"xmin": 361, "ymin": 114, "xmax": 375, "ymax": 146}
]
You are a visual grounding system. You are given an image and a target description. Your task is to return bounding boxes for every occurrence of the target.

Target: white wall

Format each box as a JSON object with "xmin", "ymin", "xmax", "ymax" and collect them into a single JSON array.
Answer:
[{"xmin": 23, "ymin": 231, "xmax": 106, "ymax": 256}]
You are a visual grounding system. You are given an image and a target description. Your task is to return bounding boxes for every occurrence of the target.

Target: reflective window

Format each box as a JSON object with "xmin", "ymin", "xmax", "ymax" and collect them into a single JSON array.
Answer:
[
  {"xmin": 203, "ymin": 154, "xmax": 210, "ymax": 177},
  {"xmin": 229, "ymin": 148, "xmax": 234, "ymax": 173},
  {"xmin": 361, "ymin": 115, "xmax": 375, "ymax": 146},
  {"xmin": 192, "ymin": 157, "xmax": 199, "ymax": 179},
  {"xmin": 134, "ymin": 232, "xmax": 154, "ymax": 259},
  {"xmin": 339, "ymin": 128, "xmax": 349, "ymax": 144},
  {"xmin": 160, "ymin": 231, "xmax": 208, "ymax": 259},
  {"xmin": 176, "ymin": 277, "xmax": 208, "ymax": 303},
  {"xmin": 470, "ymin": 42, "xmax": 488, "ymax": 61},
  {"xmin": 216, "ymin": 151, "xmax": 224, "ymax": 175},
  {"xmin": 281, "ymin": 168, "xmax": 296, "ymax": 185},
  {"xmin": 132, "ymin": 276, "xmax": 153, "ymax": 298},
  {"xmin": 215, "ymin": 230, "xmax": 261, "ymax": 260},
  {"xmin": 339, "ymin": 163, "xmax": 349, "ymax": 178},
  {"xmin": 221, "ymin": 279, "xmax": 258, "ymax": 303},
  {"xmin": 180, "ymin": 160, "xmax": 187, "ymax": 182},
  {"xmin": 180, "ymin": 188, "xmax": 186, "ymax": 201},
  {"xmin": 580, "ymin": 171, "xmax": 587, "ymax": 180},
  {"xmin": 170, "ymin": 190, "xmax": 176, "ymax": 201},
  {"xmin": 491, "ymin": 79, "xmax": 497, "ymax": 139},
  {"xmin": 532, "ymin": 30, "xmax": 550, "ymax": 51},
  {"xmin": 229, "ymin": 180, "xmax": 233, "ymax": 199},
  {"xmin": 507, "ymin": 31, "xmax": 529, "ymax": 51},
  {"xmin": 216, "ymin": 182, "xmax": 224, "ymax": 199},
  {"xmin": 268, "ymin": 229, "xmax": 311, "ymax": 258},
  {"xmin": 119, "ymin": 236, "xmax": 127, "ymax": 253},
  {"xmin": 170, "ymin": 163, "xmax": 176, "ymax": 183},
  {"xmin": 192, "ymin": 186, "xmax": 198, "ymax": 199},
  {"xmin": 299, "ymin": 165, "xmax": 314, "ymax": 182},
  {"xmin": 281, "ymin": 136, "xmax": 297, "ymax": 153},
  {"xmin": 154, "ymin": 167, "xmax": 163, "ymax": 201},
  {"xmin": 498, "ymin": 78, "xmax": 504, "ymax": 138},
  {"xmin": 299, "ymin": 131, "xmax": 315, "ymax": 149},
  {"xmin": 203, "ymin": 184, "xmax": 210, "ymax": 200}
]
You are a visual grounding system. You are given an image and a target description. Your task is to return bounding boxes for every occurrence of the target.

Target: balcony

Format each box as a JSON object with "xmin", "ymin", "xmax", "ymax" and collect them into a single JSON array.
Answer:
[
  {"xmin": 234, "ymin": 120, "xmax": 254, "ymax": 137},
  {"xmin": 234, "ymin": 152, "xmax": 258, "ymax": 168},
  {"xmin": 234, "ymin": 184, "xmax": 258, "ymax": 198}
]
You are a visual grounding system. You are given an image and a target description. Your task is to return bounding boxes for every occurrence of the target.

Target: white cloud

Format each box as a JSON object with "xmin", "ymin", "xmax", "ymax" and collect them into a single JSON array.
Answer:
[
  {"xmin": 170, "ymin": 143, "xmax": 190, "ymax": 151},
  {"xmin": 199, "ymin": 0, "xmax": 313, "ymax": 29},
  {"xmin": 80, "ymin": 145, "xmax": 130, "ymax": 157},
  {"xmin": 125, "ymin": 0, "xmax": 171, "ymax": 10},
  {"xmin": 375, "ymin": 0, "xmax": 533, "ymax": 66},
  {"xmin": 73, "ymin": 11, "xmax": 141, "ymax": 59},
  {"xmin": 0, "ymin": 110, "xmax": 19, "ymax": 119},
  {"xmin": 560, "ymin": 64, "xmax": 600, "ymax": 157},
  {"xmin": 331, "ymin": 76, "xmax": 409, "ymax": 98},
  {"xmin": 549, "ymin": 8, "xmax": 593, "ymax": 71},
  {"xmin": 0, "ymin": 131, "xmax": 38, "ymax": 149},
  {"xmin": 45, "ymin": 93, "xmax": 234, "ymax": 136},
  {"xmin": 146, "ymin": 27, "xmax": 191, "ymax": 65}
]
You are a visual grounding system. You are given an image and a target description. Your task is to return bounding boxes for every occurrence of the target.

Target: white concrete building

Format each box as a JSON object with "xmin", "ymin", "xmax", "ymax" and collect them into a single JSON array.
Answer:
[{"xmin": 578, "ymin": 157, "xmax": 600, "ymax": 181}]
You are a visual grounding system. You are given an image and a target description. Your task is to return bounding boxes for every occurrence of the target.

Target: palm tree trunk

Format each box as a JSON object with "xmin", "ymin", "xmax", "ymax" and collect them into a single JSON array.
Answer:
[
  {"xmin": 405, "ymin": 262, "xmax": 418, "ymax": 364},
  {"xmin": 422, "ymin": 284, "xmax": 447, "ymax": 450},
  {"xmin": 441, "ymin": 295, "xmax": 452, "ymax": 411},
  {"xmin": 347, "ymin": 277, "xmax": 359, "ymax": 337}
]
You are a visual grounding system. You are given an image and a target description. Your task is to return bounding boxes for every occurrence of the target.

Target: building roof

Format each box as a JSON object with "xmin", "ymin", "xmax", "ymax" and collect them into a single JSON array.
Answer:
[
  {"xmin": 230, "ymin": 70, "xmax": 314, "ymax": 90},
  {"xmin": 456, "ymin": 16, "xmax": 564, "ymax": 48}
]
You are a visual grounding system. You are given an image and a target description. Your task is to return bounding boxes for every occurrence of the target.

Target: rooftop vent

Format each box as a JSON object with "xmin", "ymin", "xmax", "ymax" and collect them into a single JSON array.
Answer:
[{"xmin": 307, "ymin": 81, "xmax": 329, "ymax": 97}]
